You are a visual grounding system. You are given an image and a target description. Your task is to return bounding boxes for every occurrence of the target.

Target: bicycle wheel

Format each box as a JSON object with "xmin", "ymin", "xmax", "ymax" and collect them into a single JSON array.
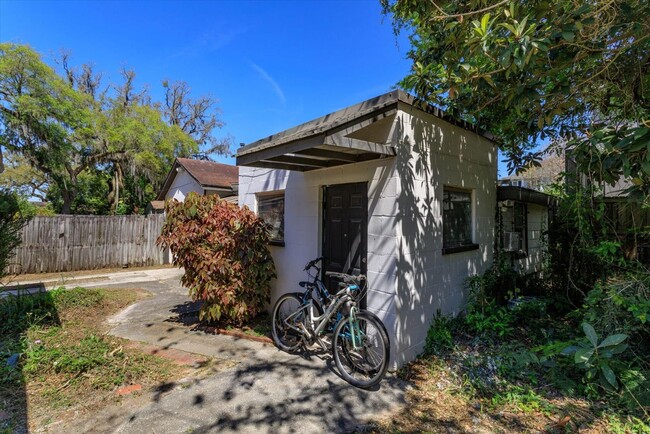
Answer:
[
  {"xmin": 271, "ymin": 293, "xmax": 305, "ymax": 352},
  {"xmin": 332, "ymin": 311, "xmax": 390, "ymax": 388}
]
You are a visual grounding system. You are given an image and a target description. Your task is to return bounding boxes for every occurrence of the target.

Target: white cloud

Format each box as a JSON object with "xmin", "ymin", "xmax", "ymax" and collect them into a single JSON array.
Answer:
[{"xmin": 249, "ymin": 62, "xmax": 286, "ymax": 106}]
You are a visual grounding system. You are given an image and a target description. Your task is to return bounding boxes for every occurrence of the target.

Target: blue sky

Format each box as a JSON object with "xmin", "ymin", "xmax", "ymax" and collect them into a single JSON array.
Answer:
[{"xmin": 0, "ymin": 0, "xmax": 510, "ymax": 174}]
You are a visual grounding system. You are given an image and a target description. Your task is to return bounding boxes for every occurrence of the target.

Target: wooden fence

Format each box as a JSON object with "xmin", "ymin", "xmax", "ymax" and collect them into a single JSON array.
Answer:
[{"xmin": 7, "ymin": 214, "xmax": 169, "ymax": 274}]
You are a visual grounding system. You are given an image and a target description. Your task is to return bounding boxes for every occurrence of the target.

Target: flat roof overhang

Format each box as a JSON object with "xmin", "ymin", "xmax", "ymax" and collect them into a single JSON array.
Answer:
[
  {"xmin": 235, "ymin": 138, "xmax": 396, "ymax": 172},
  {"xmin": 236, "ymin": 105, "xmax": 397, "ymax": 172},
  {"xmin": 497, "ymin": 186, "xmax": 558, "ymax": 207},
  {"xmin": 236, "ymin": 90, "xmax": 496, "ymax": 172}
]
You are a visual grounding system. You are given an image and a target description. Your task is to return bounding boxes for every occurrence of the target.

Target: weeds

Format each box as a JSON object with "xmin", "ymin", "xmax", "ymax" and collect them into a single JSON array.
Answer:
[
  {"xmin": 0, "ymin": 286, "xmax": 181, "ymax": 431},
  {"xmin": 423, "ymin": 310, "xmax": 454, "ymax": 355}
]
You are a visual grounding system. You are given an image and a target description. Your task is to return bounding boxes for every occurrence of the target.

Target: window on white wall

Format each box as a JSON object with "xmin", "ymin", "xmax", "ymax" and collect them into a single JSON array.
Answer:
[
  {"xmin": 442, "ymin": 187, "xmax": 478, "ymax": 254},
  {"xmin": 500, "ymin": 201, "xmax": 528, "ymax": 254},
  {"xmin": 513, "ymin": 202, "xmax": 527, "ymax": 252},
  {"xmin": 257, "ymin": 192, "xmax": 285, "ymax": 245}
]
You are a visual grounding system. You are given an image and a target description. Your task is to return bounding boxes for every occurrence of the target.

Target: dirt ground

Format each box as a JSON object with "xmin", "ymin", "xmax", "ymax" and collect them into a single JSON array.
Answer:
[{"xmin": 369, "ymin": 359, "xmax": 647, "ymax": 434}]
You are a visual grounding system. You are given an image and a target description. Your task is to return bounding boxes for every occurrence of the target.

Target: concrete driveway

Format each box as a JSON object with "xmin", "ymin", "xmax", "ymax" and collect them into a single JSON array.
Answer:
[{"xmin": 45, "ymin": 268, "xmax": 407, "ymax": 433}]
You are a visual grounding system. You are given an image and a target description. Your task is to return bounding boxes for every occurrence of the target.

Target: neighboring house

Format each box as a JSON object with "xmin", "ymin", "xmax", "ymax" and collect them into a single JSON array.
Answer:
[
  {"xmin": 601, "ymin": 180, "xmax": 650, "ymax": 263},
  {"xmin": 496, "ymin": 186, "xmax": 556, "ymax": 274},
  {"xmin": 565, "ymin": 158, "xmax": 650, "ymax": 263},
  {"xmin": 155, "ymin": 158, "xmax": 239, "ymax": 204},
  {"xmin": 236, "ymin": 90, "xmax": 498, "ymax": 367},
  {"xmin": 498, "ymin": 153, "xmax": 564, "ymax": 193}
]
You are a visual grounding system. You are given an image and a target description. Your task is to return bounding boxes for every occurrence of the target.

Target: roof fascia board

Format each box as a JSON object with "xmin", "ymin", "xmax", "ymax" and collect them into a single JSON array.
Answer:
[
  {"xmin": 156, "ymin": 159, "xmax": 181, "ymax": 200},
  {"xmin": 236, "ymin": 134, "xmax": 326, "ymax": 166}
]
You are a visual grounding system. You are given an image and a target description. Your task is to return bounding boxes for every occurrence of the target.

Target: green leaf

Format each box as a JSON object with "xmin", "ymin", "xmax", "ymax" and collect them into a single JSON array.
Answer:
[
  {"xmin": 562, "ymin": 31, "xmax": 575, "ymax": 42},
  {"xmin": 598, "ymin": 334, "xmax": 628, "ymax": 348},
  {"xmin": 481, "ymin": 13, "xmax": 491, "ymax": 32},
  {"xmin": 500, "ymin": 23, "xmax": 518, "ymax": 35},
  {"xmin": 633, "ymin": 127, "xmax": 649, "ymax": 140},
  {"xmin": 561, "ymin": 345, "xmax": 579, "ymax": 355},
  {"xmin": 483, "ymin": 75, "xmax": 495, "ymax": 87},
  {"xmin": 582, "ymin": 323, "xmax": 598, "ymax": 347},
  {"xmin": 600, "ymin": 363, "xmax": 618, "ymax": 388},
  {"xmin": 574, "ymin": 347, "xmax": 594, "ymax": 364}
]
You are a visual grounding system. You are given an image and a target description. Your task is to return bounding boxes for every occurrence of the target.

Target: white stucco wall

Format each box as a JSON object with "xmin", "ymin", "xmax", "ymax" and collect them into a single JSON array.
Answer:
[
  {"xmin": 392, "ymin": 103, "xmax": 497, "ymax": 364},
  {"xmin": 239, "ymin": 105, "xmax": 497, "ymax": 367},
  {"xmin": 165, "ymin": 169, "xmax": 203, "ymax": 202}
]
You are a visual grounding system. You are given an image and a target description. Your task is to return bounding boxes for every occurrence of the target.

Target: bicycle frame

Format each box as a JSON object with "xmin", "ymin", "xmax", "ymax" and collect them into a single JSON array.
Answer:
[
  {"xmin": 283, "ymin": 287, "xmax": 355, "ymax": 341},
  {"xmin": 272, "ymin": 259, "xmax": 388, "ymax": 388}
]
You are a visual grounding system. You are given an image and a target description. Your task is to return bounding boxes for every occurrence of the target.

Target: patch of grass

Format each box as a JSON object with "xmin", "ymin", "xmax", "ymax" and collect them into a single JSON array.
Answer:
[
  {"xmin": 607, "ymin": 414, "xmax": 650, "ymax": 434},
  {"xmin": 490, "ymin": 385, "xmax": 557, "ymax": 415},
  {"xmin": 52, "ymin": 286, "xmax": 105, "ymax": 308},
  {"xmin": 0, "ymin": 286, "xmax": 183, "ymax": 431}
]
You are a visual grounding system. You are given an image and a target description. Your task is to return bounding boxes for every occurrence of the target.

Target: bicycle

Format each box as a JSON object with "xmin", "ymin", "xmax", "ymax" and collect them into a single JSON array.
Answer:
[{"xmin": 271, "ymin": 257, "xmax": 390, "ymax": 388}]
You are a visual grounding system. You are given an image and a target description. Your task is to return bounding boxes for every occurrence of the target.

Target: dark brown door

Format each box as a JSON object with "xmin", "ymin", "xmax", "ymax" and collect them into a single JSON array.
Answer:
[{"xmin": 322, "ymin": 182, "xmax": 368, "ymax": 292}]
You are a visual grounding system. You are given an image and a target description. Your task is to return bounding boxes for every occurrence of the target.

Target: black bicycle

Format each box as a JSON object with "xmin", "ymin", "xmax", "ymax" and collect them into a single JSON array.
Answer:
[{"xmin": 271, "ymin": 257, "xmax": 390, "ymax": 388}]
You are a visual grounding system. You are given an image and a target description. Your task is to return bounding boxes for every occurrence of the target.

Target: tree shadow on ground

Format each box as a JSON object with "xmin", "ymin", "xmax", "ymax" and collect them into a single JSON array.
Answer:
[
  {"xmin": 102, "ymin": 318, "xmax": 407, "ymax": 433},
  {"xmin": 0, "ymin": 285, "xmax": 59, "ymax": 434},
  {"xmin": 168, "ymin": 300, "xmax": 202, "ymax": 326},
  {"xmin": 165, "ymin": 350, "xmax": 406, "ymax": 433}
]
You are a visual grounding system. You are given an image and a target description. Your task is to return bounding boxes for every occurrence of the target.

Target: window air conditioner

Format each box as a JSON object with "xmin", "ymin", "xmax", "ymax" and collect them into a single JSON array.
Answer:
[{"xmin": 503, "ymin": 232, "xmax": 520, "ymax": 252}]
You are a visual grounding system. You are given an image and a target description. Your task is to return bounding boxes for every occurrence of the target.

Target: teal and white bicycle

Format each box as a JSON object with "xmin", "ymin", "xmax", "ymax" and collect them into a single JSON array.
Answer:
[{"xmin": 271, "ymin": 257, "xmax": 390, "ymax": 388}]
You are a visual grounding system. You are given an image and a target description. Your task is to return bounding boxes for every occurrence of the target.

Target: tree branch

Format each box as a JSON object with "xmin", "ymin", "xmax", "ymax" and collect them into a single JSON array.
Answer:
[{"xmin": 428, "ymin": 0, "xmax": 509, "ymax": 21}]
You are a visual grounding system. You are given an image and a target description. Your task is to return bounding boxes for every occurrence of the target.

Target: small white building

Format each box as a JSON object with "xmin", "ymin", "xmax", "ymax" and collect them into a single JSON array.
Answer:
[
  {"xmin": 150, "ymin": 158, "xmax": 239, "ymax": 212},
  {"xmin": 236, "ymin": 91, "xmax": 499, "ymax": 366}
]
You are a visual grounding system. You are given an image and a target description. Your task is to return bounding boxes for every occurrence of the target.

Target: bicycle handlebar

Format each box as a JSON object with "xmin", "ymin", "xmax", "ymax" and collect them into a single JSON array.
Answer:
[
  {"xmin": 325, "ymin": 271, "xmax": 366, "ymax": 285},
  {"xmin": 304, "ymin": 256, "xmax": 325, "ymax": 271}
]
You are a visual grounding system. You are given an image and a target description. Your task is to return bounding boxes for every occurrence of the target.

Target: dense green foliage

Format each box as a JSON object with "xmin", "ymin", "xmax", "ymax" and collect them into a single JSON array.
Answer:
[
  {"xmin": 157, "ymin": 193, "xmax": 276, "ymax": 325},
  {"xmin": 384, "ymin": 0, "xmax": 650, "ymax": 200},
  {"xmin": 421, "ymin": 182, "xmax": 649, "ymax": 428},
  {"xmin": 0, "ymin": 43, "xmax": 229, "ymax": 214},
  {"xmin": 0, "ymin": 190, "xmax": 29, "ymax": 278},
  {"xmin": 423, "ymin": 280, "xmax": 648, "ymax": 427}
]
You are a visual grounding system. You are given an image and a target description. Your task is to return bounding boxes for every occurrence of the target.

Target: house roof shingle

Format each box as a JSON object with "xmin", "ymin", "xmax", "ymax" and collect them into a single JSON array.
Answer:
[
  {"xmin": 156, "ymin": 158, "xmax": 239, "ymax": 200},
  {"xmin": 176, "ymin": 158, "xmax": 239, "ymax": 189}
]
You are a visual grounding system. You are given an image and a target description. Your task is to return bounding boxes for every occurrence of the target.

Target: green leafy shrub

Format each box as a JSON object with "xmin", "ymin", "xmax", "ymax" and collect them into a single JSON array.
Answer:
[
  {"xmin": 157, "ymin": 193, "xmax": 276, "ymax": 325},
  {"xmin": 562, "ymin": 323, "xmax": 629, "ymax": 392},
  {"xmin": 582, "ymin": 273, "xmax": 650, "ymax": 344},
  {"xmin": 464, "ymin": 274, "xmax": 514, "ymax": 337},
  {"xmin": 424, "ymin": 311, "xmax": 454, "ymax": 355},
  {"xmin": 0, "ymin": 189, "xmax": 29, "ymax": 278}
]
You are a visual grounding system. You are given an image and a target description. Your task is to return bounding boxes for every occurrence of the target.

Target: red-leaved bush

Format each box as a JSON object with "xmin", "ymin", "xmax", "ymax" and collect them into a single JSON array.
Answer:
[{"xmin": 156, "ymin": 193, "xmax": 276, "ymax": 325}]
